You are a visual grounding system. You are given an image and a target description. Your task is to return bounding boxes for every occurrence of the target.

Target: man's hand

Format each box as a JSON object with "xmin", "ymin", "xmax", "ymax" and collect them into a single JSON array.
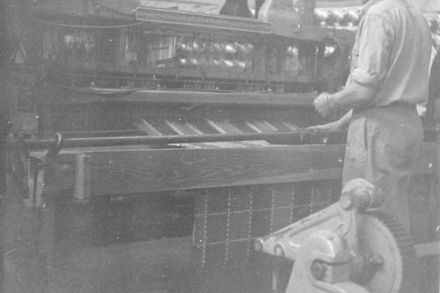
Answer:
[{"xmin": 313, "ymin": 92, "xmax": 334, "ymax": 117}]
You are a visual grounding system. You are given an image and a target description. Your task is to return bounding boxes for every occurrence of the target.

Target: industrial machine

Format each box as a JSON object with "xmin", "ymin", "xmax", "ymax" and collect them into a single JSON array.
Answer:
[
  {"xmin": 0, "ymin": 0, "xmax": 438, "ymax": 292},
  {"xmin": 255, "ymin": 178, "xmax": 417, "ymax": 293}
]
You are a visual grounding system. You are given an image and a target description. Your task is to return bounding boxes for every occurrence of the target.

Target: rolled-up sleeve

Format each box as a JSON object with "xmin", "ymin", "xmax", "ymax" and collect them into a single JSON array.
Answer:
[{"xmin": 351, "ymin": 15, "xmax": 393, "ymax": 89}]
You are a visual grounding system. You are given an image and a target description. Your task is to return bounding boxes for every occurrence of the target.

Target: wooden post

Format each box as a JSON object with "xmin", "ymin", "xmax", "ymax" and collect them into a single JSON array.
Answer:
[
  {"xmin": 0, "ymin": 130, "xmax": 6, "ymax": 293},
  {"xmin": 0, "ymin": 0, "xmax": 9, "ymax": 289},
  {"xmin": 436, "ymin": 112, "xmax": 440, "ymax": 293},
  {"xmin": 0, "ymin": 0, "xmax": 33, "ymax": 290},
  {"xmin": 302, "ymin": 0, "xmax": 316, "ymax": 25}
]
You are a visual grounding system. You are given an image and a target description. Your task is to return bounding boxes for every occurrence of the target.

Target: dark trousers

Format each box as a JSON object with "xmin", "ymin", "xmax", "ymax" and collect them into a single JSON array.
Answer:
[{"xmin": 343, "ymin": 103, "xmax": 423, "ymax": 233}]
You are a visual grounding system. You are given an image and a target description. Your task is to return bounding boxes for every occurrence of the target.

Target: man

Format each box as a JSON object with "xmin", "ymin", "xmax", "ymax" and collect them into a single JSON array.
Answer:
[{"xmin": 312, "ymin": 0, "xmax": 432, "ymax": 233}]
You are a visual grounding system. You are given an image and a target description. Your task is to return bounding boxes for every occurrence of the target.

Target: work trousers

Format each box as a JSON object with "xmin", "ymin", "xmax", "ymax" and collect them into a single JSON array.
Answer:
[{"xmin": 342, "ymin": 103, "xmax": 423, "ymax": 233}]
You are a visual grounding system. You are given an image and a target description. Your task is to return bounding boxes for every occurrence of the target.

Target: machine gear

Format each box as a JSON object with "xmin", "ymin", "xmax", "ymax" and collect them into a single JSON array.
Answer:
[{"xmin": 255, "ymin": 179, "xmax": 418, "ymax": 293}]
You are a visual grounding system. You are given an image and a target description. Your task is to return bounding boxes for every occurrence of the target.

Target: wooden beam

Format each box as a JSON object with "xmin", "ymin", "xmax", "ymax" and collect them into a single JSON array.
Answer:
[
  {"xmin": 50, "ymin": 141, "xmax": 436, "ymax": 197},
  {"xmin": 86, "ymin": 144, "xmax": 345, "ymax": 196}
]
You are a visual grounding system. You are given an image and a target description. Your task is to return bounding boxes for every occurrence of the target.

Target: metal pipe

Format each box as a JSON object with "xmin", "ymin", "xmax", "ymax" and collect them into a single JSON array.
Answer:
[
  {"xmin": 4, "ymin": 127, "xmax": 438, "ymax": 151},
  {"xmin": 4, "ymin": 130, "xmax": 347, "ymax": 150}
]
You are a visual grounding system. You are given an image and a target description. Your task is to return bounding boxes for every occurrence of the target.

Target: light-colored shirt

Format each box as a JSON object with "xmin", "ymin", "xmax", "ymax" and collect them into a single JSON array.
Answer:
[{"xmin": 347, "ymin": 0, "xmax": 432, "ymax": 106}]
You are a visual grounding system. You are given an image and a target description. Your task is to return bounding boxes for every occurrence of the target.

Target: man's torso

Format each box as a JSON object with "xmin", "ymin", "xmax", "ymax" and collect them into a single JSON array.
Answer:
[{"xmin": 349, "ymin": 0, "xmax": 432, "ymax": 106}]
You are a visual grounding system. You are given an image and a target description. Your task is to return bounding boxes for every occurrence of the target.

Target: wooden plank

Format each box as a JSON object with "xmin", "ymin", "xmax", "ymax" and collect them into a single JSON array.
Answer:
[
  {"xmin": 35, "ymin": 141, "xmax": 435, "ymax": 197},
  {"xmin": 135, "ymin": 119, "xmax": 163, "ymax": 136},
  {"xmin": 87, "ymin": 144, "xmax": 345, "ymax": 195},
  {"xmin": 211, "ymin": 120, "xmax": 243, "ymax": 134}
]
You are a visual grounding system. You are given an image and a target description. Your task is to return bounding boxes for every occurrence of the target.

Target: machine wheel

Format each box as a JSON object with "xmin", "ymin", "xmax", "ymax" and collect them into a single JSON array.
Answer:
[{"xmin": 358, "ymin": 211, "xmax": 418, "ymax": 293}]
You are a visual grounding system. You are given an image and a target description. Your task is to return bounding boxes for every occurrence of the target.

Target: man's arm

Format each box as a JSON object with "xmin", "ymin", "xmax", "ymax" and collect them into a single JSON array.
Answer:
[
  {"xmin": 313, "ymin": 82, "xmax": 376, "ymax": 117},
  {"xmin": 308, "ymin": 109, "xmax": 352, "ymax": 132},
  {"xmin": 314, "ymin": 14, "xmax": 392, "ymax": 117}
]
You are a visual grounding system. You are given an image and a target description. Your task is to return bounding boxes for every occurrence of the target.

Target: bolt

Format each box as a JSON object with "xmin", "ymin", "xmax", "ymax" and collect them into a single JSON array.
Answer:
[
  {"xmin": 368, "ymin": 255, "xmax": 383, "ymax": 266},
  {"xmin": 340, "ymin": 195, "xmax": 352, "ymax": 209},
  {"xmin": 274, "ymin": 244, "xmax": 284, "ymax": 257},
  {"xmin": 254, "ymin": 238, "xmax": 264, "ymax": 252},
  {"xmin": 337, "ymin": 222, "xmax": 349, "ymax": 234},
  {"xmin": 310, "ymin": 260, "xmax": 327, "ymax": 281}
]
